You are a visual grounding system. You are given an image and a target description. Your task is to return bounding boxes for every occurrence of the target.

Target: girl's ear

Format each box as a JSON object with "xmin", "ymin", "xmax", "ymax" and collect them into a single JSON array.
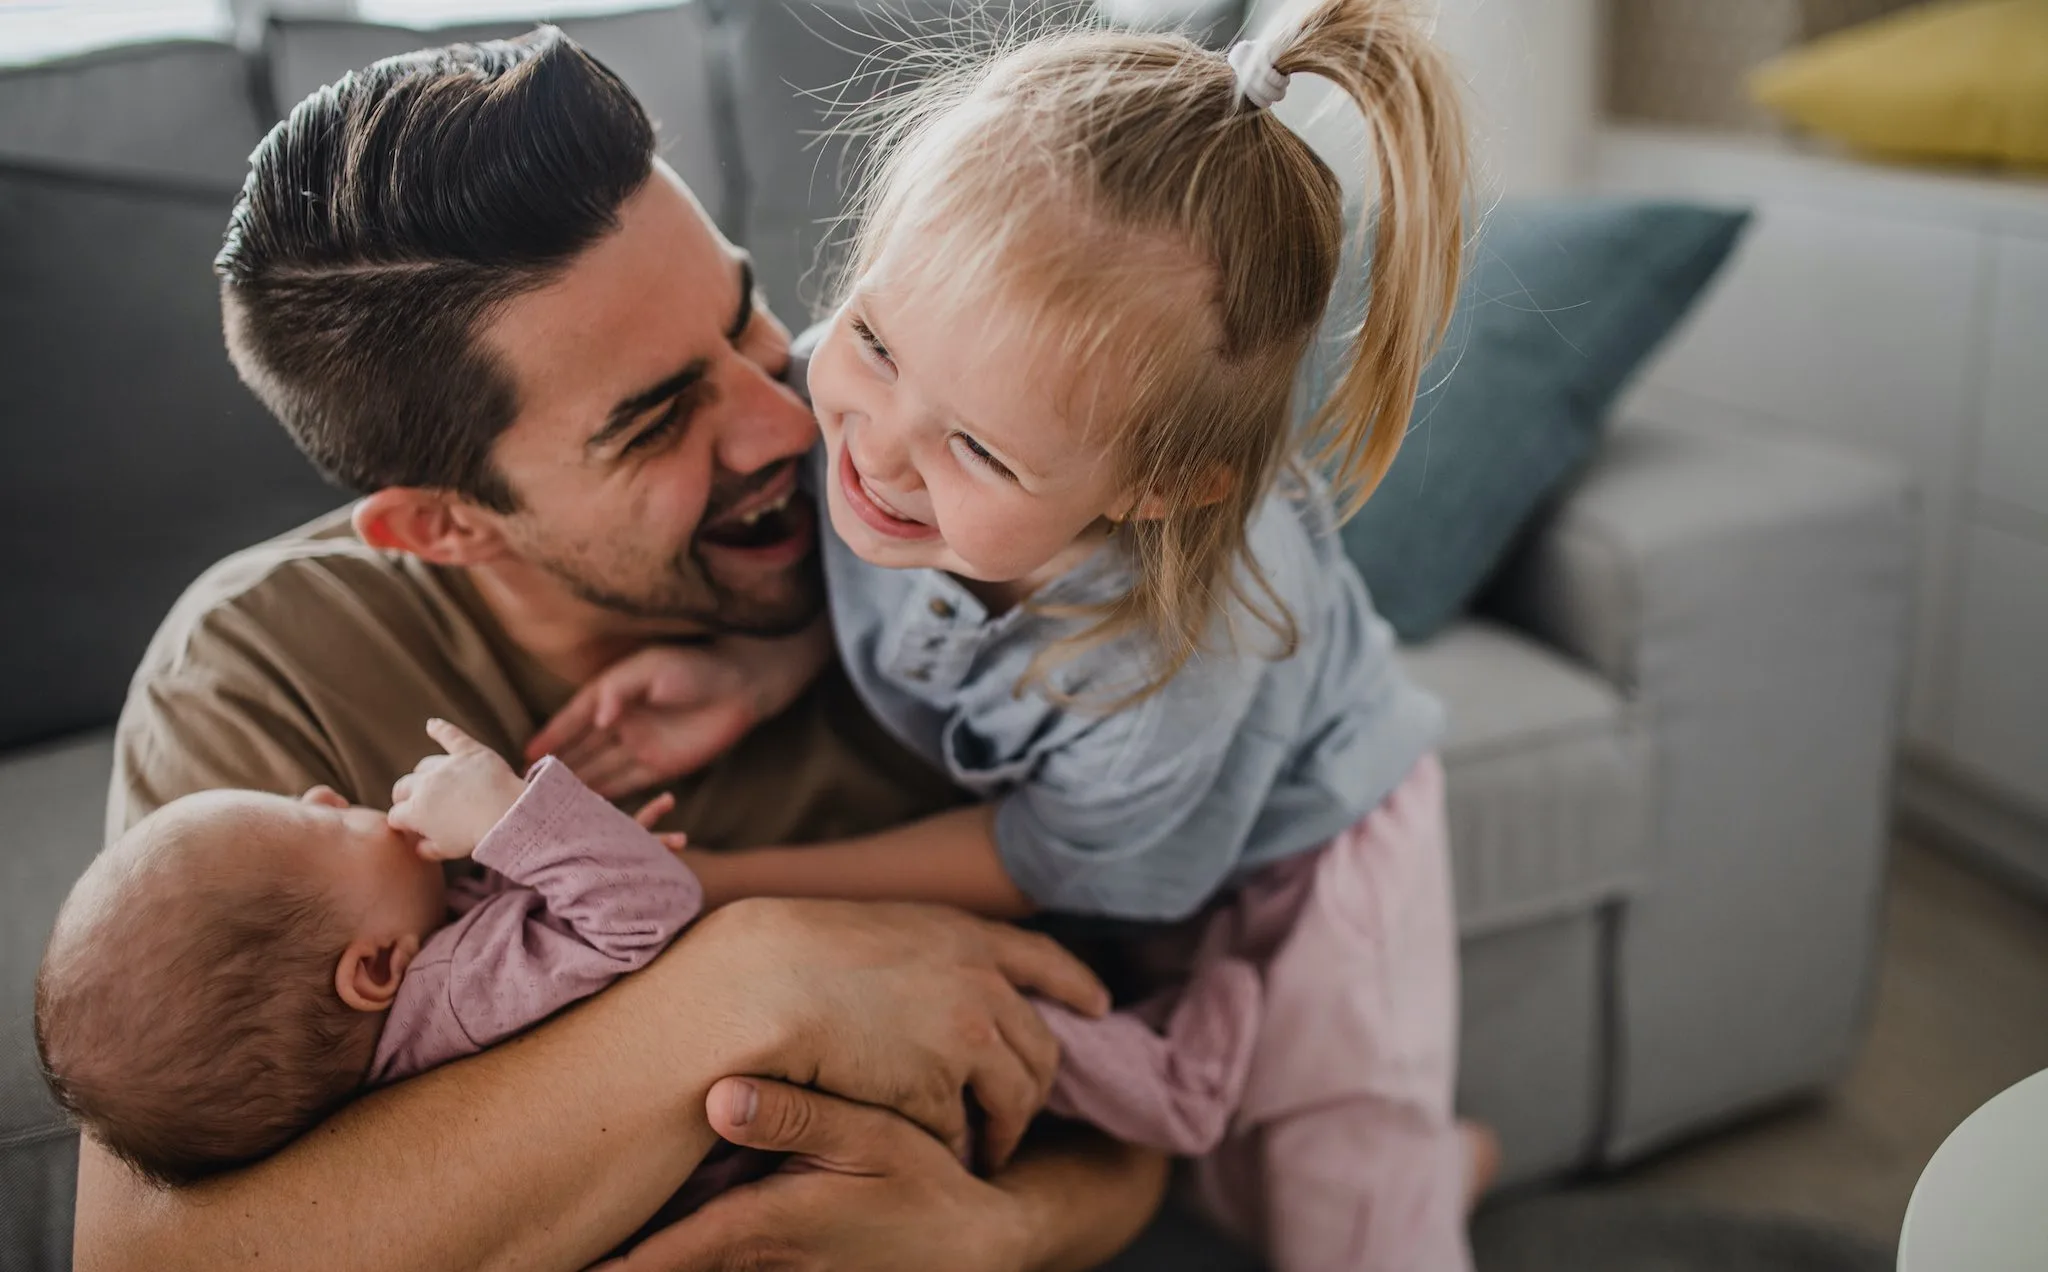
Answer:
[
  {"xmin": 1116, "ymin": 466, "xmax": 1234, "ymax": 521},
  {"xmin": 352, "ymin": 490, "xmax": 511, "ymax": 567}
]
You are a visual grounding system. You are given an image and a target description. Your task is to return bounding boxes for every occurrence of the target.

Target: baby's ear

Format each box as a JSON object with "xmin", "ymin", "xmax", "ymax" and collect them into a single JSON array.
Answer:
[{"xmin": 334, "ymin": 934, "xmax": 423, "ymax": 1013}]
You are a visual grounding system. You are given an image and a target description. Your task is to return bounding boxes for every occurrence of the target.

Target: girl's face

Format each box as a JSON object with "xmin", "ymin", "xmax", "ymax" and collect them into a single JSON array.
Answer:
[{"xmin": 807, "ymin": 264, "xmax": 1132, "ymax": 590}]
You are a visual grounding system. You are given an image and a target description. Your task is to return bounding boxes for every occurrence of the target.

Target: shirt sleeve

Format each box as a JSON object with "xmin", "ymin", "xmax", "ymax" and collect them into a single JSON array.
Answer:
[
  {"xmin": 371, "ymin": 758, "xmax": 703, "ymax": 1081},
  {"xmin": 990, "ymin": 646, "xmax": 1282, "ymax": 922}
]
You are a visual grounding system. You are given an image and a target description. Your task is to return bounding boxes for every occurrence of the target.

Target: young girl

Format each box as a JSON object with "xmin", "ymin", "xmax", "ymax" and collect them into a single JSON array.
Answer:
[{"xmin": 541, "ymin": 0, "xmax": 1482, "ymax": 1265}]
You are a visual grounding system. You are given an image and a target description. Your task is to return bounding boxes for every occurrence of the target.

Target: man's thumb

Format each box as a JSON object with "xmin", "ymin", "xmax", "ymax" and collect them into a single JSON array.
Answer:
[{"xmin": 708, "ymin": 1078, "xmax": 872, "ymax": 1163}]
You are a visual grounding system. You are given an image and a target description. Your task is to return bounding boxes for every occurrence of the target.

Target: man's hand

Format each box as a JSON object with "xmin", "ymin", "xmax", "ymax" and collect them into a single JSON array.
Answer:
[
  {"xmin": 698, "ymin": 898, "xmax": 1110, "ymax": 1172},
  {"xmin": 388, "ymin": 718, "xmax": 528, "ymax": 859},
  {"xmin": 528, "ymin": 619, "xmax": 833, "ymax": 798},
  {"xmin": 592, "ymin": 1080, "xmax": 1032, "ymax": 1272}
]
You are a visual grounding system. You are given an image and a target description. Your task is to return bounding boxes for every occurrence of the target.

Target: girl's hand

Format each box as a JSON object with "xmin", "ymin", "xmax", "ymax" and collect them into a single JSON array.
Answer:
[
  {"xmin": 526, "ymin": 619, "xmax": 833, "ymax": 798},
  {"xmin": 388, "ymin": 719, "xmax": 528, "ymax": 860}
]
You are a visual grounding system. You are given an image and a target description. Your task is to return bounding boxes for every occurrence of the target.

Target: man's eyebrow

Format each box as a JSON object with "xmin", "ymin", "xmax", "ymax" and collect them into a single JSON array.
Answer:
[
  {"xmin": 725, "ymin": 254, "xmax": 755, "ymax": 342},
  {"xmin": 588, "ymin": 359, "xmax": 709, "ymax": 451}
]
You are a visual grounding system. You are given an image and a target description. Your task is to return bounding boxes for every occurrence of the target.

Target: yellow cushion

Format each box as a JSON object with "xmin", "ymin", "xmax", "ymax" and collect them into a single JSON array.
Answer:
[{"xmin": 1751, "ymin": 0, "xmax": 2048, "ymax": 169}]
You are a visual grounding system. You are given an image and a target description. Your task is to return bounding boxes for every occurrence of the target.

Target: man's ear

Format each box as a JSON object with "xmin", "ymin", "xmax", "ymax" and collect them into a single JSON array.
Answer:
[
  {"xmin": 334, "ymin": 933, "xmax": 422, "ymax": 1013},
  {"xmin": 353, "ymin": 489, "xmax": 509, "ymax": 566},
  {"xmin": 1116, "ymin": 466, "xmax": 1235, "ymax": 522}
]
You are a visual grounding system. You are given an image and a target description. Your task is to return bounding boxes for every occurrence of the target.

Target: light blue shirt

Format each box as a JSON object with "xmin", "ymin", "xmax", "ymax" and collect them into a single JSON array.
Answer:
[{"xmin": 793, "ymin": 330, "xmax": 1443, "ymax": 922}]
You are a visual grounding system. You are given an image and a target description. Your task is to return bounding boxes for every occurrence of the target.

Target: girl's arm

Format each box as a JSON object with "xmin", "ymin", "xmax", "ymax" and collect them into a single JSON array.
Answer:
[{"xmin": 685, "ymin": 803, "xmax": 1037, "ymax": 919}]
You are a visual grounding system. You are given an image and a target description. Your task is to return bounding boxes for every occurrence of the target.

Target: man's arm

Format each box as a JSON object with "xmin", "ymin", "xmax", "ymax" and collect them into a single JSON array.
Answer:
[
  {"xmin": 76, "ymin": 912, "xmax": 743, "ymax": 1272},
  {"xmin": 603, "ymin": 1077, "xmax": 1170, "ymax": 1272},
  {"xmin": 74, "ymin": 898, "xmax": 1109, "ymax": 1271}
]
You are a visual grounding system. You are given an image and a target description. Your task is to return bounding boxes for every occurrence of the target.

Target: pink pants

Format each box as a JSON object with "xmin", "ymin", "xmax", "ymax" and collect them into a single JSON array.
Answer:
[
  {"xmin": 650, "ymin": 757, "xmax": 1465, "ymax": 1269},
  {"xmin": 1193, "ymin": 753, "xmax": 1468, "ymax": 1272},
  {"xmin": 1058, "ymin": 755, "xmax": 1467, "ymax": 1272}
]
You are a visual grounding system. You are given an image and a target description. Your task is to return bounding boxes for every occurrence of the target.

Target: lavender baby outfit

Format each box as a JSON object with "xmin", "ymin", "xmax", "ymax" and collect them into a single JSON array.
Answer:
[{"xmin": 370, "ymin": 756, "xmax": 703, "ymax": 1083}]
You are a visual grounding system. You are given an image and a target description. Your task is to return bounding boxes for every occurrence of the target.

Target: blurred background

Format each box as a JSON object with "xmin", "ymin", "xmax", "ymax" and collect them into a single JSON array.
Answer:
[{"xmin": 1, "ymin": 2, "xmax": 2043, "ymax": 1270}]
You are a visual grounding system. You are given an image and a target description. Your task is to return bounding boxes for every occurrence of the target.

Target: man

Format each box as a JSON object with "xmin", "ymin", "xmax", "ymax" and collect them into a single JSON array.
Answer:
[{"xmin": 73, "ymin": 29, "xmax": 1167, "ymax": 1271}]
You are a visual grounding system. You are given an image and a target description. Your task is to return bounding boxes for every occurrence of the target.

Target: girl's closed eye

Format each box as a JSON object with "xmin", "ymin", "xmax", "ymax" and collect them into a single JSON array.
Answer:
[
  {"xmin": 850, "ymin": 316, "xmax": 895, "ymax": 373},
  {"xmin": 950, "ymin": 431, "xmax": 1018, "ymax": 483}
]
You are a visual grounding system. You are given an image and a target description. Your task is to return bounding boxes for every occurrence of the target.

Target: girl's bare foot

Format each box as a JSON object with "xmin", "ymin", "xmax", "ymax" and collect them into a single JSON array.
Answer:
[{"xmin": 1461, "ymin": 1120, "xmax": 1502, "ymax": 1208}]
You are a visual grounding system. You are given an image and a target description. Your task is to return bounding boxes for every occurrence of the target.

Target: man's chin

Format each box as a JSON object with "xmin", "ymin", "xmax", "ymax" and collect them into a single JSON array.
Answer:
[{"xmin": 698, "ymin": 573, "xmax": 825, "ymax": 638}]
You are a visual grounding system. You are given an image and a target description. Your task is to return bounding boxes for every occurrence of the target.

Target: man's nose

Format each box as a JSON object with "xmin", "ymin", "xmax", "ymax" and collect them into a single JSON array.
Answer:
[{"xmin": 715, "ymin": 358, "xmax": 818, "ymax": 476}]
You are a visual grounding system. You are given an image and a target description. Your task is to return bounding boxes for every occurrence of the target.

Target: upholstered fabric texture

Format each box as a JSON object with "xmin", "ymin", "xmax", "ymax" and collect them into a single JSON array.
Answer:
[{"xmin": 1316, "ymin": 198, "xmax": 1750, "ymax": 641}]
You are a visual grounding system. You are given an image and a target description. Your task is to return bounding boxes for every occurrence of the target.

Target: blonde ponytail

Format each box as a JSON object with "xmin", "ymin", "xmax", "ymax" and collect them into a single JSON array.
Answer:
[{"xmin": 1257, "ymin": 0, "xmax": 1468, "ymax": 514}]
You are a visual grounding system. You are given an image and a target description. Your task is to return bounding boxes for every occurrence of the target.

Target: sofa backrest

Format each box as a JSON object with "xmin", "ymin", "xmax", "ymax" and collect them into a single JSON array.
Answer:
[
  {"xmin": 0, "ymin": 39, "xmax": 265, "ymax": 187},
  {"xmin": 0, "ymin": 2, "xmax": 1005, "ymax": 753},
  {"xmin": 0, "ymin": 36, "xmax": 344, "ymax": 752}
]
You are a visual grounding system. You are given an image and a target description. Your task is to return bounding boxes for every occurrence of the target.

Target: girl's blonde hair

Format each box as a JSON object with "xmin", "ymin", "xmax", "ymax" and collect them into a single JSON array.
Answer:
[{"xmin": 843, "ymin": 0, "xmax": 1467, "ymax": 701}]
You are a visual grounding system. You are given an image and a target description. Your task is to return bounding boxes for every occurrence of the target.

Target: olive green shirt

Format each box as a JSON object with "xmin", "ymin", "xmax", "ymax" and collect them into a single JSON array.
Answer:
[{"xmin": 109, "ymin": 510, "xmax": 960, "ymax": 844}]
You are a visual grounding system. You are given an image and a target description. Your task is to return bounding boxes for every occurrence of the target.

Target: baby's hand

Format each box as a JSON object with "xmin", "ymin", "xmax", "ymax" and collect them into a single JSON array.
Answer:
[{"xmin": 388, "ymin": 719, "xmax": 529, "ymax": 860}]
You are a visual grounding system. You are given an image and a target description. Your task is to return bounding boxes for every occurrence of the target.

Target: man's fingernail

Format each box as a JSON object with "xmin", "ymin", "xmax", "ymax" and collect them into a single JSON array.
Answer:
[{"xmin": 724, "ymin": 1080, "xmax": 758, "ymax": 1127}]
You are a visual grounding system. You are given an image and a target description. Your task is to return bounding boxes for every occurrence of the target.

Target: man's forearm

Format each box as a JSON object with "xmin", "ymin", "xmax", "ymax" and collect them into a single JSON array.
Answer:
[
  {"xmin": 74, "ymin": 932, "xmax": 753, "ymax": 1272},
  {"xmin": 1001, "ymin": 1125, "xmax": 1170, "ymax": 1272}
]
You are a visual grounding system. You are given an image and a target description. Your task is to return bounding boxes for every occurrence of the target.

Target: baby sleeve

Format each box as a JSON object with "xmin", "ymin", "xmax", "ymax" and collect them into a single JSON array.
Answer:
[{"xmin": 371, "ymin": 758, "xmax": 703, "ymax": 1082}]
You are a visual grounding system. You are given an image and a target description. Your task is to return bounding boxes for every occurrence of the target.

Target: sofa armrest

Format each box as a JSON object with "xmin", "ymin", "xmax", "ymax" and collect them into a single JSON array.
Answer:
[{"xmin": 1483, "ymin": 415, "xmax": 1916, "ymax": 1162}]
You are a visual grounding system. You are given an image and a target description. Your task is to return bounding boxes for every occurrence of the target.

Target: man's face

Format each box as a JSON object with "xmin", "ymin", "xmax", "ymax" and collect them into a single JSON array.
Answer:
[{"xmin": 478, "ymin": 162, "xmax": 821, "ymax": 636}]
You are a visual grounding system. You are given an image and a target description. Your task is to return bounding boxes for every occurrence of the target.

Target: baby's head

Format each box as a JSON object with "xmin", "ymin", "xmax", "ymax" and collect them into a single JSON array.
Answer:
[
  {"xmin": 35, "ymin": 786, "xmax": 445, "ymax": 1185},
  {"xmin": 808, "ymin": 0, "xmax": 1467, "ymax": 688}
]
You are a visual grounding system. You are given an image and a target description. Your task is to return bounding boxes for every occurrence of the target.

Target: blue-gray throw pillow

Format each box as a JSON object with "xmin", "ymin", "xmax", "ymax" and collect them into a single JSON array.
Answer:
[{"xmin": 1308, "ymin": 198, "xmax": 1750, "ymax": 642}]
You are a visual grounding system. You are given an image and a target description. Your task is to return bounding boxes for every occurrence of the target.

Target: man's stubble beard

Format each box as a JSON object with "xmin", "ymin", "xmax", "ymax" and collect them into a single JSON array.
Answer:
[
  {"xmin": 534, "ymin": 539, "xmax": 825, "ymax": 637},
  {"xmin": 506, "ymin": 458, "xmax": 824, "ymax": 637}
]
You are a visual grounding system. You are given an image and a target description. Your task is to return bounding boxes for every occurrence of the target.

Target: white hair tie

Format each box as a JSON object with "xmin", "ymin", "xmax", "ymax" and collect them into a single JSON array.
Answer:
[{"xmin": 1227, "ymin": 39, "xmax": 1290, "ymax": 111}]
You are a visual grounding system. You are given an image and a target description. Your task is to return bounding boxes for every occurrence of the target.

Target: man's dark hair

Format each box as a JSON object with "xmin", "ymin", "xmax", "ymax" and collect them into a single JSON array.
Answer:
[{"xmin": 217, "ymin": 26, "xmax": 655, "ymax": 511}]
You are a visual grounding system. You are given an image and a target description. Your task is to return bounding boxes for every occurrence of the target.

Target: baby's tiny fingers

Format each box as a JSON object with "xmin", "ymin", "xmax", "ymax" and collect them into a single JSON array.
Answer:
[
  {"xmin": 658, "ymin": 833, "xmax": 690, "ymax": 854},
  {"xmin": 425, "ymin": 717, "xmax": 489, "ymax": 757}
]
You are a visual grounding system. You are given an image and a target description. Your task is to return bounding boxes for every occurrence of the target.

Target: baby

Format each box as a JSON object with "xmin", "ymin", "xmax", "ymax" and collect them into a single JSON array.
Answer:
[{"xmin": 34, "ymin": 719, "xmax": 1256, "ymax": 1193}]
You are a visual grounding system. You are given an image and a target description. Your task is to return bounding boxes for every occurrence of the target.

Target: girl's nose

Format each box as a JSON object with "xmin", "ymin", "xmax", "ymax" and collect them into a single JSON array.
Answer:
[{"xmin": 845, "ymin": 412, "xmax": 921, "ymax": 492}]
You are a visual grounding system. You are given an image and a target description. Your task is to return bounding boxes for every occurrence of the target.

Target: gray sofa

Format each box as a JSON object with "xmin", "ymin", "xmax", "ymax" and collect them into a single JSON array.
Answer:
[{"xmin": 0, "ymin": 5, "xmax": 1915, "ymax": 1269}]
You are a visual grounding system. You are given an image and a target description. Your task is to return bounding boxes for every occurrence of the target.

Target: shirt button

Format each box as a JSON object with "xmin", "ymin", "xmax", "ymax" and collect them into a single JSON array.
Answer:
[{"xmin": 928, "ymin": 597, "xmax": 956, "ymax": 619}]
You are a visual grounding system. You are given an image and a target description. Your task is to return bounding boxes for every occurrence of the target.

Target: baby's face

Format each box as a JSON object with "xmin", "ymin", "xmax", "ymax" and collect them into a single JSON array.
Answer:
[
  {"xmin": 282, "ymin": 788, "xmax": 448, "ymax": 943},
  {"xmin": 807, "ymin": 238, "xmax": 1132, "ymax": 591}
]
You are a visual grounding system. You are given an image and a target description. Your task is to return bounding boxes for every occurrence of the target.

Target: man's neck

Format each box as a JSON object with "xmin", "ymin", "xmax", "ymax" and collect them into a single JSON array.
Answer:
[{"xmin": 463, "ymin": 557, "xmax": 704, "ymax": 688}]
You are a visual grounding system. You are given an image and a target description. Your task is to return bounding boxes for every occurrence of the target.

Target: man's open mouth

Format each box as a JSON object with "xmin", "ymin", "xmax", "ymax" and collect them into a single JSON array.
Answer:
[{"xmin": 698, "ymin": 484, "xmax": 802, "ymax": 550}]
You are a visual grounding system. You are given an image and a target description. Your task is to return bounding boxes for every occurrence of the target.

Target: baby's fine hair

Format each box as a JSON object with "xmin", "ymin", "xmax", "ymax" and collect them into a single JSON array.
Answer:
[
  {"xmin": 34, "ymin": 796, "xmax": 380, "ymax": 1186},
  {"xmin": 844, "ymin": 0, "xmax": 1467, "ymax": 700}
]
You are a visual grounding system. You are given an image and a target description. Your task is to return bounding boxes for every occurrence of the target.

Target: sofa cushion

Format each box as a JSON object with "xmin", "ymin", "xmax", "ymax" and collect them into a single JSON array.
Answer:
[
  {"xmin": 1323, "ymin": 199, "xmax": 1751, "ymax": 642},
  {"xmin": 1405, "ymin": 620, "xmax": 1649, "ymax": 937},
  {"xmin": 266, "ymin": 4, "xmax": 733, "ymax": 231},
  {"xmin": 0, "ymin": 162, "xmax": 342, "ymax": 750},
  {"xmin": 0, "ymin": 729, "xmax": 113, "ymax": 1272},
  {"xmin": 0, "ymin": 40, "xmax": 267, "ymax": 188},
  {"xmin": 1751, "ymin": 0, "xmax": 2048, "ymax": 170}
]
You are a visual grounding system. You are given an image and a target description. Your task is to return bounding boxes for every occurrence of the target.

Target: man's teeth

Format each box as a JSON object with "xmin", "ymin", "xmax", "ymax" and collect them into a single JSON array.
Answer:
[{"xmin": 735, "ymin": 490, "xmax": 794, "ymax": 527}]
